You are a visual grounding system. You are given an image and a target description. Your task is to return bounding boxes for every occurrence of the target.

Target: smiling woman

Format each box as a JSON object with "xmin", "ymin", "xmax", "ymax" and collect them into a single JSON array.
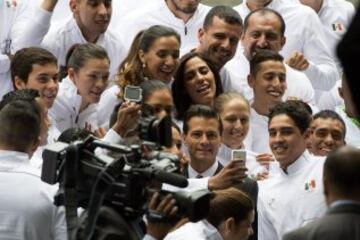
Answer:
[
  {"xmin": 50, "ymin": 43, "xmax": 110, "ymax": 133},
  {"xmin": 172, "ymin": 52, "xmax": 223, "ymax": 120}
]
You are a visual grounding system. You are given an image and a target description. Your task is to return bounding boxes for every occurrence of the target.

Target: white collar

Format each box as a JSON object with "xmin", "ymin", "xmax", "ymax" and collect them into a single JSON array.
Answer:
[
  {"xmin": 199, "ymin": 220, "xmax": 224, "ymax": 240},
  {"xmin": 188, "ymin": 160, "xmax": 219, "ymax": 178},
  {"xmin": 0, "ymin": 150, "xmax": 29, "ymax": 165},
  {"xmin": 281, "ymin": 150, "xmax": 311, "ymax": 175},
  {"xmin": 69, "ymin": 18, "xmax": 106, "ymax": 44}
]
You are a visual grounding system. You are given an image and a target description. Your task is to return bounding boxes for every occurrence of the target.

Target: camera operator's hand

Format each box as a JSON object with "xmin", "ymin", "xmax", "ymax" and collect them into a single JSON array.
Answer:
[
  {"xmin": 146, "ymin": 192, "xmax": 178, "ymax": 240},
  {"xmin": 112, "ymin": 101, "xmax": 141, "ymax": 138},
  {"xmin": 208, "ymin": 160, "xmax": 247, "ymax": 190}
]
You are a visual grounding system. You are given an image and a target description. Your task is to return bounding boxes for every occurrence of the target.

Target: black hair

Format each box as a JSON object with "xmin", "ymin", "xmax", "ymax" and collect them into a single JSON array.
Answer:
[
  {"xmin": 140, "ymin": 80, "xmax": 170, "ymax": 102},
  {"xmin": 183, "ymin": 105, "xmax": 223, "ymax": 135},
  {"xmin": 203, "ymin": 5, "xmax": 243, "ymax": 30},
  {"xmin": 313, "ymin": 110, "xmax": 346, "ymax": 136},
  {"xmin": 0, "ymin": 100, "xmax": 41, "ymax": 152},
  {"xmin": 268, "ymin": 101, "xmax": 311, "ymax": 134},
  {"xmin": 244, "ymin": 8, "xmax": 286, "ymax": 36},
  {"xmin": 249, "ymin": 49, "xmax": 284, "ymax": 76}
]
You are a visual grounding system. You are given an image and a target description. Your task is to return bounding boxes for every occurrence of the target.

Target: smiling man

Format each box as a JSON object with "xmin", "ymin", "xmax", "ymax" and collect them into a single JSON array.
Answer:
[
  {"xmin": 257, "ymin": 101, "xmax": 327, "ymax": 240},
  {"xmin": 17, "ymin": 0, "xmax": 126, "ymax": 79},
  {"xmin": 247, "ymin": 49, "xmax": 286, "ymax": 154},
  {"xmin": 308, "ymin": 110, "xmax": 346, "ymax": 157},
  {"xmin": 195, "ymin": 6, "xmax": 243, "ymax": 93}
]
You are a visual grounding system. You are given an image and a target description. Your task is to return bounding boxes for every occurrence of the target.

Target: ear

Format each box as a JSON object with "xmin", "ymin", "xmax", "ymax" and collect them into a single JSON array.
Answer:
[
  {"xmin": 67, "ymin": 68, "xmax": 77, "ymax": 84},
  {"xmin": 224, "ymin": 217, "xmax": 236, "ymax": 234},
  {"xmin": 198, "ymin": 28, "xmax": 205, "ymax": 43},
  {"xmin": 338, "ymin": 87, "xmax": 343, "ymax": 99},
  {"xmin": 29, "ymin": 136, "xmax": 41, "ymax": 157},
  {"xmin": 303, "ymin": 128, "xmax": 311, "ymax": 140},
  {"xmin": 182, "ymin": 133, "xmax": 187, "ymax": 146},
  {"xmin": 247, "ymin": 74, "xmax": 254, "ymax": 89},
  {"xmin": 14, "ymin": 76, "xmax": 26, "ymax": 90},
  {"xmin": 280, "ymin": 36, "xmax": 286, "ymax": 50},
  {"xmin": 138, "ymin": 49, "xmax": 145, "ymax": 64},
  {"xmin": 69, "ymin": 0, "xmax": 78, "ymax": 14}
]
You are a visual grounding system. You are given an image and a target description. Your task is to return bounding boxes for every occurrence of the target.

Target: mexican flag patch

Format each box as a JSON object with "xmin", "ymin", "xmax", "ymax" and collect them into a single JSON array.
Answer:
[{"xmin": 304, "ymin": 179, "xmax": 316, "ymax": 191}]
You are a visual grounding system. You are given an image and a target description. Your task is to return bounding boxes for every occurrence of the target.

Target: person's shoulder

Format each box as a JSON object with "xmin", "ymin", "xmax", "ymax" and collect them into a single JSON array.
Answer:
[{"xmin": 282, "ymin": 225, "xmax": 311, "ymax": 240}]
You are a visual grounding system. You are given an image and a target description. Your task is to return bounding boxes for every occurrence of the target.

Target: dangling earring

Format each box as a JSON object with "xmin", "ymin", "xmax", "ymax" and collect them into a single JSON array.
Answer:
[{"xmin": 142, "ymin": 62, "xmax": 149, "ymax": 81}]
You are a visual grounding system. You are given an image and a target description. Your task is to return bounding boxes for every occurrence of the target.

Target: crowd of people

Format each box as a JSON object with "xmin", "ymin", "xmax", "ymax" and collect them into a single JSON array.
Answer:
[{"xmin": 1, "ymin": 0, "xmax": 360, "ymax": 239}]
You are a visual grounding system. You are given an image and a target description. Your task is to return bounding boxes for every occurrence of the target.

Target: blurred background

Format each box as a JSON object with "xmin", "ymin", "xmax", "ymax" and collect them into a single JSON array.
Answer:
[{"xmin": 203, "ymin": 0, "xmax": 359, "ymax": 7}]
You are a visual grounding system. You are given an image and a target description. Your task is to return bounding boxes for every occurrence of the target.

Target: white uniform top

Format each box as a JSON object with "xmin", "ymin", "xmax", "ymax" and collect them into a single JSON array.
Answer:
[
  {"xmin": 292, "ymin": 0, "xmax": 355, "ymax": 74},
  {"xmin": 115, "ymin": 1, "xmax": 211, "ymax": 55},
  {"xmin": 225, "ymin": 49, "xmax": 315, "ymax": 104},
  {"xmin": 164, "ymin": 220, "xmax": 223, "ymax": 240},
  {"xmin": 17, "ymin": 7, "xmax": 126, "ymax": 81},
  {"xmin": 258, "ymin": 150, "xmax": 326, "ymax": 240},
  {"xmin": 234, "ymin": 0, "xmax": 339, "ymax": 91},
  {"xmin": 0, "ymin": 0, "xmax": 32, "ymax": 100},
  {"xmin": 336, "ymin": 106, "xmax": 360, "ymax": 148},
  {"xmin": 49, "ymin": 77, "xmax": 99, "ymax": 133},
  {"xmin": 249, "ymin": 107, "xmax": 271, "ymax": 154},
  {"xmin": 0, "ymin": 150, "xmax": 67, "ymax": 240},
  {"xmin": 97, "ymin": 85, "xmax": 121, "ymax": 129}
]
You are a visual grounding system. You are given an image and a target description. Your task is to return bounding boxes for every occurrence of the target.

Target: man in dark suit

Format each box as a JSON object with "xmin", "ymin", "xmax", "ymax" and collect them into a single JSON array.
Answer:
[{"xmin": 283, "ymin": 146, "xmax": 360, "ymax": 240}]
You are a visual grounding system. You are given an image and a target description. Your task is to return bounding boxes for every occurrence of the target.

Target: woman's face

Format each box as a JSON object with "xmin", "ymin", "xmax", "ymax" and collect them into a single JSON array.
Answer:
[
  {"xmin": 70, "ymin": 58, "xmax": 110, "ymax": 105},
  {"xmin": 220, "ymin": 98, "xmax": 250, "ymax": 149},
  {"xmin": 184, "ymin": 57, "xmax": 217, "ymax": 106},
  {"xmin": 140, "ymin": 36, "xmax": 180, "ymax": 83},
  {"xmin": 145, "ymin": 88, "xmax": 174, "ymax": 119}
]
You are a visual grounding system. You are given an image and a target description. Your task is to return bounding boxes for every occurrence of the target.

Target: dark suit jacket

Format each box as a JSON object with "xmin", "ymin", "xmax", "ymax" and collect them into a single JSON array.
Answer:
[{"xmin": 283, "ymin": 203, "xmax": 360, "ymax": 240}]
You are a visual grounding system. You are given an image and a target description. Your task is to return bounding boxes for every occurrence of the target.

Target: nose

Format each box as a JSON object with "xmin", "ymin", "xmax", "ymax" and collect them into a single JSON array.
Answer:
[
  {"xmin": 164, "ymin": 55, "xmax": 176, "ymax": 67},
  {"xmin": 234, "ymin": 119, "xmax": 244, "ymax": 130},
  {"xmin": 199, "ymin": 134, "xmax": 210, "ymax": 145},
  {"xmin": 156, "ymin": 109, "xmax": 168, "ymax": 119},
  {"xmin": 48, "ymin": 78, "xmax": 59, "ymax": 90},
  {"xmin": 324, "ymin": 133, "xmax": 335, "ymax": 146},
  {"xmin": 98, "ymin": 2, "xmax": 110, "ymax": 16},
  {"xmin": 220, "ymin": 38, "xmax": 231, "ymax": 50},
  {"xmin": 249, "ymin": 226, "xmax": 254, "ymax": 236},
  {"xmin": 257, "ymin": 34, "xmax": 268, "ymax": 48}
]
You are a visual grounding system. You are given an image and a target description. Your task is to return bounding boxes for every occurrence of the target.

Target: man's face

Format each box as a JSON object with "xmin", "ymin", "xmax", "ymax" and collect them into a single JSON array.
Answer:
[
  {"xmin": 15, "ymin": 63, "xmax": 59, "ymax": 109},
  {"xmin": 242, "ymin": 12, "xmax": 285, "ymax": 60},
  {"xmin": 71, "ymin": 0, "xmax": 112, "ymax": 36},
  {"xmin": 310, "ymin": 118, "xmax": 346, "ymax": 156},
  {"xmin": 36, "ymin": 98, "xmax": 51, "ymax": 146},
  {"xmin": 183, "ymin": 117, "xmax": 221, "ymax": 168},
  {"xmin": 269, "ymin": 114, "xmax": 307, "ymax": 169},
  {"xmin": 198, "ymin": 16, "xmax": 242, "ymax": 68},
  {"xmin": 248, "ymin": 60, "xmax": 286, "ymax": 106},
  {"xmin": 169, "ymin": 0, "xmax": 200, "ymax": 14}
]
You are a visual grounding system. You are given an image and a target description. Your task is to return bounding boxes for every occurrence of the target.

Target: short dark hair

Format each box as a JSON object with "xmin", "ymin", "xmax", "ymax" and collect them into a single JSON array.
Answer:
[
  {"xmin": 268, "ymin": 101, "xmax": 312, "ymax": 134},
  {"xmin": 0, "ymin": 89, "xmax": 40, "ymax": 115},
  {"xmin": 140, "ymin": 80, "xmax": 170, "ymax": 102},
  {"xmin": 325, "ymin": 146, "xmax": 360, "ymax": 196},
  {"xmin": 207, "ymin": 188, "xmax": 253, "ymax": 228},
  {"xmin": 244, "ymin": 8, "xmax": 286, "ymax": 36},
  {"xmin": 11, "ymin": 47, "xmax": 57, "ymax": 85},
  {"xmin": 172, "ymin": 52, "xmax": 223, "ymax": 120},
  {"xmin": 60, "ymin": 43, "xmax": 110, "ymax": 79},
  {"xmin": 249, "ymin": 49, "xmax": 284, "ymax": 76},
  {"xmin": 183, "ymin": 105, "xmax": 223, "ymax": 135},
  {"xmin": 0, "ymin": 100, "xmax": 41, "ymax": 152},
  {"xmin": 203, "ymin": 5, "xmax": 243, "ymax": 30},
  {"xmin": 313, "ymin": 110, "xmax": 346, "ymax": 136}
]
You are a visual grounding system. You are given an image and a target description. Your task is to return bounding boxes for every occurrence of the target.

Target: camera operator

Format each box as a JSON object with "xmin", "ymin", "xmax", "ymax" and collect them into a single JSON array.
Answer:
[{"xmin": 0, "ymin": 96, "xmax": 66, "ymax": 239}]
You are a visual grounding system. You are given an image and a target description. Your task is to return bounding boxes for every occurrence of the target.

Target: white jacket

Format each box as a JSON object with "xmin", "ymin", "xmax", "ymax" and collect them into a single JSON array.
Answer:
[
  {"xmin": 235, "ymin": 0, "xmax": 339, "ymax": 91},
  {"xmin": 115, "ymin": 1, "xmax": 211, "ymax": 55},
  {"xmin": 49, "ymin": 77, "xmax": 99, "ymax": 133},
  {"xmin": 0, "ymin": 0, "xmax": 33, "ymax": 99},
  {"xmin": 17, "ymin": 7, "xmax": 126, "ymax": 81}
]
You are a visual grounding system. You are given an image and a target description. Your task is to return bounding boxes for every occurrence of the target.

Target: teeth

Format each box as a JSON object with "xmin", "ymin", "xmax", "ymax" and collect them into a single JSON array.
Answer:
[
  {"xmin": 197, "ymin": 85, "xmax": 209, "ymax": 93},
  {"xmin": 268, "ymin": 91, "xmax": 281, "ymax": 97}
]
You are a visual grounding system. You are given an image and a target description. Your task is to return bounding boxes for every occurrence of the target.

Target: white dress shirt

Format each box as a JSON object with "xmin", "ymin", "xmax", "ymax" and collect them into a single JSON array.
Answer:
[
  {"xmin": 336, "ymin": 106, "xmax": 360, "ymax": 148},
  {"xmin": 165, "ymin": 220, "xmax": 223, "ymax": 240},
  {"xmin": 0, "ymin": 0, "xmax": 33, "ymax": 100},
  {"xmin": 234, "ymin": 0, "xmax": 339, "ymax": 91},
  {"xmin": 97, "ymin": 85, "xmax": 121, "ymax": 129},
  {"xmin": 225, "ymin": 49, "xmax": 315, "ymax": 104},
  {"xmin": 115, "ymin": 1, "xmax": 210, "ymax": 55},
  {"xmin": 49, "ymin": 77, "xmax": 99, "ymax": 133},
  {"xmin": 258, "ymin": 150, "xmax": 327, "ymax": 240},
  {"xmin": 188, "ymin": 160, "xmax": 219, "ymax": 178},
  {"xmin": 0, "ymin": 150, "xmax": 67, "ymax": 240},
  {"xmin": 17, "ymin": 8, "xmax": 126, "ymax": 81}
]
